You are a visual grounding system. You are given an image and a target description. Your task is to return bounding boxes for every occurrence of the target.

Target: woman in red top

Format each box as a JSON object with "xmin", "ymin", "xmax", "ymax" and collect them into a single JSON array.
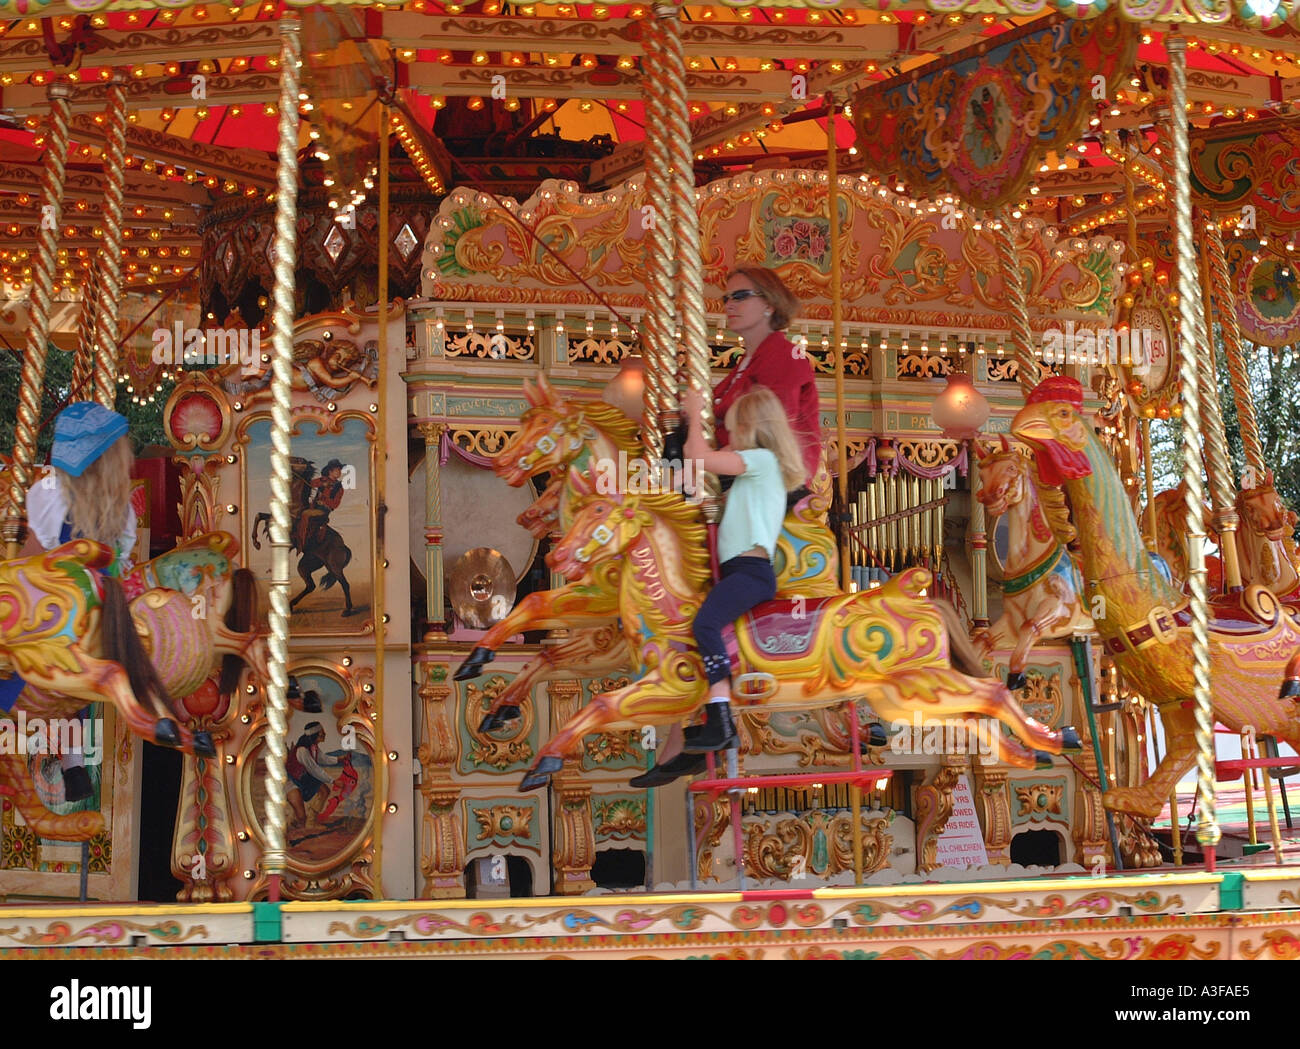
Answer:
[
  {"xmin": 711, "ymin": 266, "xmax": 823, "ymax": 488},
  {"xmin": 632, "ymin": 266, "xmax": 826, "ymax": 787}
]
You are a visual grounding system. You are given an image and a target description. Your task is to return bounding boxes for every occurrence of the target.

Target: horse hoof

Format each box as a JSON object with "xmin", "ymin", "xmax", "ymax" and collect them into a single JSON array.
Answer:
[
  {"xmin": 455, "ymin": 647, "xmax": 496, "ymax": 682},
  {"xmin": 193, "ymin": 731, "xmax": 217, "ymax": 759},
  {"xmin": 478, "ymin": 705, "xmax": 521, "ymax": 733},
  {"xmin": 1060, "ymin": 725, "xmax": 1083, "ymax": 750},
  {"xmin": 1006, "ymin": 671, "xmax": 1027, "ymax": 691},
  {"xmin": 1033, "ymin": 750, "xmax": 1054, "ymax": 770},
  {"xmin": 519, "ymin": 756, "xmax": 564, "ymax": 792},
  {"xmin": 155, "ymin": 719, "xmax": 182, "ymax": 748},
  {"xmin": 1281, "ymin": 679, "xmax": 1300, "ymax": 700}
]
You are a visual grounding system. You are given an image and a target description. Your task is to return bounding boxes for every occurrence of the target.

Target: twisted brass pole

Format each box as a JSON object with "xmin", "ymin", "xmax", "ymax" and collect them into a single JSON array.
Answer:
[
  {"xmin": 992, "ymin": 213, "xmax": 1042, "ymax": 397},
  {"xmin": 262, "ymin": 15, "xmax": 302, "ymax": 897},
  {"xmin": 4, "ymin": 83, "xmax": 72, "ymax": 559},
  {"xmin": 656, "ymin": 2, "xmax": 716, "ymax": 504},
  {"xmin": 92, "ymin": 72, "xmax": 128, "ymax": 409},
  {"xmin": 639, "ymin": 14, "xmax": 673, "ymax": 457},
  {"xmin": 72, "ymin": 268, "xmax": 99, "ymax": 399},
  {"xmin": 1194, "ymin": 215, "xmax": 1241, "ymax": 590},
  {"xmin": 1167, "ymin": 33, "xmax": 1219, "ymax": 866},
  {"xmin": 1206, "ymin": 223, "xmax": 1265, "ymax": 478}
]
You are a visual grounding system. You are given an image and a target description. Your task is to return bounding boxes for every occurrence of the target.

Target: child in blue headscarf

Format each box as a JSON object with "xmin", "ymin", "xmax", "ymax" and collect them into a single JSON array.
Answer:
[{"xmin": 22, "ymin": 402, "xmax": 138, "ymax": 801}]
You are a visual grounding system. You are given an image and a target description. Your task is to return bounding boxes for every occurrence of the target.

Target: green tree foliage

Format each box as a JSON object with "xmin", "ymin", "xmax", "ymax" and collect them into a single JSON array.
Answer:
[
  {"xmin": 0, "ymin": 344, "xmax": 173, "ymax": 461},
  {"xmin": 1144, "ymin": 342, "xmax": 1300, "ymax": 515}
]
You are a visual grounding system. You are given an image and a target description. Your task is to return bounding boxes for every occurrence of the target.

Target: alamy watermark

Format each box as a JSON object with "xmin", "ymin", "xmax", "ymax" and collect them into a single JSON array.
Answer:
[
  {"xmin": 593, "ymin": 451, "xmax": 705, "ymax": 504},
  {"xmin": 1041, "ymin": 322, "xmax": 1161, "ymax": 368},
  {"xmin": 151, "ymin": 323, "xmax": 261, "ymax": 373},
  {"xmin": 888, "ymin": 713, "xmax": 998, "ymax": 759},
  {"xmin": 0, "ymin": 711, "xmax": 102, "ymax": 764}
]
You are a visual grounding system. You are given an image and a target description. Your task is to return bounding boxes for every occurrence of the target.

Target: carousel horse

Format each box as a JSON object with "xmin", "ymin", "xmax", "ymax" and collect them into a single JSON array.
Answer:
[
  {"xmin": 0, "ymin": 535, "xmax": 267, "ymax": 841},
  {"xmin": 458, "ymin": 372, "xmax": 841, "ymax": 732},
  {"xmin": 974, "ymin": 436, "xmax": 1092, "ymax": 684},
  {"xmin": 1012, "ymin": 375, "xmax": 1300, "ymax": 818},
  {"xmin": 515, "ymin": 477, "xmax": 1080, "ymax": 792},
  {"xmin": 1234, "ymin": 471, "xmax": 1300, "ymax": 601},
  {"xmin": 1151, "ymin": 482, "xmax": 1219, "ymax": 592}
]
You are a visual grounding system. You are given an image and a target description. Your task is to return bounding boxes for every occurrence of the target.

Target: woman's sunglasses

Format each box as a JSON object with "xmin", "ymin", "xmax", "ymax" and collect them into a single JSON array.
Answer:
[{"xmin": 722, "ymin": 289, "xmax": 764, "ymax": 304}]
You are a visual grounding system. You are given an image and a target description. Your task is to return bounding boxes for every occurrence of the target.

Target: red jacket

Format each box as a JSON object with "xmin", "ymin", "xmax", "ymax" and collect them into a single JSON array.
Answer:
[{"xmin": 712, "ymin": 331, "xmax": 822, "ymax": 484}]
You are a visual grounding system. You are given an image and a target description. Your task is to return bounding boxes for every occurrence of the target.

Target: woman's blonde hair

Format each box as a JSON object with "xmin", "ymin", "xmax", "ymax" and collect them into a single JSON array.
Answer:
[
  {"xmin": 728, "ymin": 266, "xmax": 800, "ymax": 331},
  {"xmin": 59, "ymin": 435, "xmax": 134, "ymax": 549},
  {"xmin": 724, "ymin": 387, "xmax": 805, "ymax": 490}
]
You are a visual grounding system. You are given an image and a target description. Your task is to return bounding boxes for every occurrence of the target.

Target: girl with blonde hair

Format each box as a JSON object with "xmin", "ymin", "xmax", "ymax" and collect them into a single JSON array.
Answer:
[
  {"xmin": 679, "ymin": 384, "xmax": 804, "ymax": 753},
  {"xmin": 22, "ymin": 401, "xmax": 138, "ymax": 801}
]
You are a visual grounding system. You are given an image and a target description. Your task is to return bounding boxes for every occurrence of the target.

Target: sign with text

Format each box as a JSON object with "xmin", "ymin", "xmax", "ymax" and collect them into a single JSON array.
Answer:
[{"xmin": 933, "ymin": 774, "xmax": 989, "ymax": 870}]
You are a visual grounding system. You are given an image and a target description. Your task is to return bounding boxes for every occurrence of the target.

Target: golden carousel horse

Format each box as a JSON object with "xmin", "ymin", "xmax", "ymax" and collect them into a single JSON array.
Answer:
[
  {"xmin": 1151, "ymin": 481, "xmax": 1219, "ymax": 592},
  {"xmin": 974, "ymin": 436, "xmax": 1092, "ymax": 684},
  {"xmin": 0, "ymin": 533, "xmax": 266, "ymax": 840},
  {"xmin": 1013, "ymin": 376, "xmax": 1300, "ymax": 818},
  {"xmin": 1234, "ymin": 471, "xmax": 1300, "ymax": 601},
  {"xmin": 458, "ymin": 372, "xmax": 842, "ymax": 732},
  {"xmin": 515, "ymin": 473, "xmax": 1079, "ymax": 791}
]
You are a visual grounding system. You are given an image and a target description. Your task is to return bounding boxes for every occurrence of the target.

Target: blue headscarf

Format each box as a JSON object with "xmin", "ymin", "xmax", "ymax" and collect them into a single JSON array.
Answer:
[{"xmin": 50, "ymin": 402, "xmax": 129, "ymax": 477}]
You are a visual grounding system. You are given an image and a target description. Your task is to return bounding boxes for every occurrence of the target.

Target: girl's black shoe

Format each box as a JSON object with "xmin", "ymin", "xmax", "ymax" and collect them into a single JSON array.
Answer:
[
  {"xmin": 628, "ymin": 752, "xmax": 706, "ymax": 788},
  {"xmin": 682, "ymin": 702, "xmax": 738, "ymax": 753}
]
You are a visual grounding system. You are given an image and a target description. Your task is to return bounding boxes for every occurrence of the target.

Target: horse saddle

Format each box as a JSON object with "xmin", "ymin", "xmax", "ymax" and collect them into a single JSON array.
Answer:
[{"xmin": 721, "ymin": 595, "xmax": 839, "ymax": 665}]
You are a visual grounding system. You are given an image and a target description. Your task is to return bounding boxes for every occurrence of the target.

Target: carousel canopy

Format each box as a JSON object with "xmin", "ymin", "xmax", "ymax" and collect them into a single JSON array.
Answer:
[{"xmin": 0, "ymin": 1, "xmax": 1297, "ymax": 404}]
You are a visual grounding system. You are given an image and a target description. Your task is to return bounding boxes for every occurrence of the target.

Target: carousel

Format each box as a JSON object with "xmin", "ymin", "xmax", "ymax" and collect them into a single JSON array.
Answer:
[{"xmin": 0, "ymin": 0, "xmax": 1296, "ymax": 962}]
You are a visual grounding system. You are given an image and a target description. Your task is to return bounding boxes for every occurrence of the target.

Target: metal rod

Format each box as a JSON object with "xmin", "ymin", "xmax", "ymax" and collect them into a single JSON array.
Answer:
[
  {"xmin": 372, "ymin": 102, "xmax": 390, "ymax": 897},
  {"xmin": 3, "ymin": 83, "xmax": 72, "ymax": 558},
  {"xmin": 828, "ymin": 95, "xmax": 851, "ymax": 591},
  {"xmin": 1196, "ymin": 220, "xmax": 1242, "ymax": 591},
  {"xmin": 261, "ymin": 14, "xmax": 303, "ymax": 901},
  {"xmin": 1167, "ymin": 30, "xmax": 1219, "ymax": 871},
  {"xmin": 91, "ymin": 72, "xmax": 128, "ymax": 409},
  {"xmin": 1072, "ymin": 636, "xmax": 1123, "ymax": 871}
]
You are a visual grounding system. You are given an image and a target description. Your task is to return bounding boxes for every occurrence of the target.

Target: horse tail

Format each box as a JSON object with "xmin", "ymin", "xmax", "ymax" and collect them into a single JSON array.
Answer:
[
  {"xmin": 100, "ymin": 575, "xmax": 174, "ymax": 720},
  {"xmin": 321, "ymin": 573, "xmax": 337, "ymax": 591},
  {"xmin": 219, "ymin": 568, "xmax": 259, "ymax": 699},
  {"xmin": 936, "ymin": 599, "xmax": 992, "ymax": 679}
]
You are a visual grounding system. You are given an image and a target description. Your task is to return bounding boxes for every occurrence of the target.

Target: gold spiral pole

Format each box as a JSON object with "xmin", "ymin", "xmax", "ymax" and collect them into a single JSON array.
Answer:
[
  {"xmin": 72, "ymin": 269, "xmax": 99, "ymax": 399},
  {"xmin": 1206, "ymin": 223, "xmax": 1265, "ymax": 478},
  {"xmin": 262, "ymin": 15, "xmax": 302, "ymax": 899},
  {"xmin": 1166, "ymin": 33, "xmax": 1219, "ymax": 867},
  {"xmin": 4, "ymin": 83, "xmax": 72, "ymax": 559},
  {"xmin": 991, "ymin": 212, "xmax": 1042, "ymax": 398},
  {"xmin": 638, "ymin": 14, "xmax": 673, "ymax": 457},
  {"xmin": 1195, "ymin": 217, "xmax": 1241, "ymax": 591},
  {"xmin": 91, "ymin": 72, "xmax": 128, "ymax": 409},
  {"xmin": 657, "ymin": 2, "xmax": 716, "ymax": 505}
]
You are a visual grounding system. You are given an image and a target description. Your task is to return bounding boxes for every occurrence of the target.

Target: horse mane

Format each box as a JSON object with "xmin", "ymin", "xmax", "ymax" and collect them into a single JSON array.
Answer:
[
  {"xmin": 979, "ymin": 443, "xmax": 1030, "ymax": 475},
  {"xmin": 1027, "ymin": 456, "xmax": 1078, "ymax": 548},
  {"xmin": 573, "ymin": 398, "xmax": 642, "ymax": 455},
  {"xmin": 636, "ymin": 491, "xmax": 712, "ymax": 589}
]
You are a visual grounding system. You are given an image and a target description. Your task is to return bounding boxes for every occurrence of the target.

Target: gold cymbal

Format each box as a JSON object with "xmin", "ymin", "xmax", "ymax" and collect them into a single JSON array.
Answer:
[{"xmin": 447, "ymin": 547, "xmax": 515, "ymax": 629}]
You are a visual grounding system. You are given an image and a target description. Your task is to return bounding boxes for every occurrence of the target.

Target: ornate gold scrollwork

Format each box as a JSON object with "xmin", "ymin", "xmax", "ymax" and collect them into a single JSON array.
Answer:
[
  {"xmin": 1014, "ymin": 783, "xmax": 1065, "ymax": 817},
  {"xmin": 473, "ymin": 805, "xmax": 535, "ymax": 842},
  {"xmin": 450, "ymin": 427, "xmax": 520, "ymax": 459},
  {"xmin": 465, "ymin": 676, "xmax": 534, "ymax": 769}
]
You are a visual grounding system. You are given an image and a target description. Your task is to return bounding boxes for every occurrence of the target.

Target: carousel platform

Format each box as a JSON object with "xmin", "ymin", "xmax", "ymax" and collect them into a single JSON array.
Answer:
[{"xmin": 2, "ymin": 869, "xmax": 1299, "ymax": 960}]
